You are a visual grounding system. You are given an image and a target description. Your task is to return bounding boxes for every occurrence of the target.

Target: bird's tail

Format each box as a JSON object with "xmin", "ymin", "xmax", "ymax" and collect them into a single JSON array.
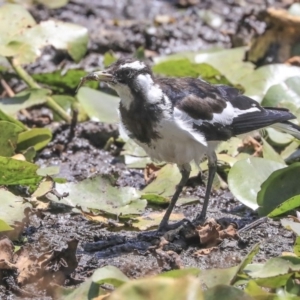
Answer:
[{"xmin": 271, "ymin": 121, "xmax": 300, "ymax": 140}]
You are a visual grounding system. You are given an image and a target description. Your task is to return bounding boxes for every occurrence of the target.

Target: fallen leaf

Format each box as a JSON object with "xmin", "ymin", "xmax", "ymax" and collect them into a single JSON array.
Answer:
[{"xmin": 132, "ymin": 212, "xmax": 184, "ymax": 231}]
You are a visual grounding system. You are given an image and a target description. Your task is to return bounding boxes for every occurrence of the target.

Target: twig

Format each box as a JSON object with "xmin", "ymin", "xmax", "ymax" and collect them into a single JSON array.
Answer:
[
  {"xmin": 238, "ymin": 217, "xmax": 267, "ymax": 234},
  {"xmin": 68, "ymin": 108, "xmax": 78, "ymax": 143},
  {"xmin": 7, "ymin": 57, "xmax": 71, "ymax": 123}
]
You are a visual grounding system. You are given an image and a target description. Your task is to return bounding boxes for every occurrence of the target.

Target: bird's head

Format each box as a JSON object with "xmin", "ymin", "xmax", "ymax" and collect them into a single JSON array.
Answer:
[{"xmin": 77, "ymin": 58, "xmax": 164, "ymax": 109}]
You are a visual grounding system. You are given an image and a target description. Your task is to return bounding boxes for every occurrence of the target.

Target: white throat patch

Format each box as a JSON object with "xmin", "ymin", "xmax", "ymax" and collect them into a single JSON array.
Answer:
[{"xmin": 120, "ymin": 61, "xmax": 146, "ymax": 70}]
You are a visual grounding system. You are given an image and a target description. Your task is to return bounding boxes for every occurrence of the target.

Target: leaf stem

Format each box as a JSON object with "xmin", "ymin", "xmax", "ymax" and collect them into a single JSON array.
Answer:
[{"xmin": 7, "ymin": 57, "xmax": 71, "ymax": 123}]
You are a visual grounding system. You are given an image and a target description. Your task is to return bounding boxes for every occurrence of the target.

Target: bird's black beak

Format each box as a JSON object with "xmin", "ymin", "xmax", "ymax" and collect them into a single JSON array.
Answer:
[{"xmin": 75, "ymin": 71, "xmax": 113, "ymax": 93}]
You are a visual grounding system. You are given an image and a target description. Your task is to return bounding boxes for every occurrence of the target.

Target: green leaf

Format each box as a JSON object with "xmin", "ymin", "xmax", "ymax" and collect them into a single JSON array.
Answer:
[
  {"xmin": 245, "ymin": 280, "xmax": 276, "ymax": 299},
  {"xmin": 0, "ymin": 156, "xmax": 41, "ymax": 186},
  {"xmin": 199, "ymin": 266, "xmax": 240, "ymax": 288},
  {"xmin": 0, "ymin": 219, "xmax": 13, "ymax": 232},
  {"xmin": 0, "ymin": 188, "xmax": 31, "ymax": 229},
  {"xmin": 262, "ymin": 76, "xmax": 300, "ymax": 109},
  {"xmin": 262, "ymin": 138, "xmax": 286, "ymax": 164},
  {"xmin": 194, "ymin": 47, "xmax": 254, "ymax": 86},
  {"xmin": 0, "ymin": 4, "xmax": 36, "ymax": 46},
  {"xmin": 32, "ymin": 69, "xmax": 98, "ymax": 94},
  {"xmin": 36, "ymin": 0, "xmax": 69, "ymax": 9},
  {"xmin": 265, "ymin": 128, "xmax": 294, "ymax": 148},
  {"xmin": 268, "ymin": 195, "xmax": 300, "ymax": 218},
  {"xmin": 257, "ymin": 163, "xmax": 300, "ymax": 216},
  {"xmin": 153, "ymin": 58, "xmax": 232, "ymax": 85},
  {"xmin": 248, "ymin": 256, "xmax": 300, "ymax": 288},
  {"xmin": 228, "ymin": 158, "xmax": 286, "ymax": 210},
  {"xmin": 132, "ymin": 212, "xmax": 184, "ymax": 230},
  {"xmin": 159, "ymin": 268, "xmax": 200, "ymax": 279},
  {"xmin": 204, "ymin": 285, "xmax": 254, "ymax": 300},
  {"xmin": 0, "ymin": 4, "xmax": 88, "ymax": 64},
  {"xmin": 294, "ymin": 236, "xmax": 300, "ymax": 256},
  {"xmin": 242, "ymin": 64, "xmax": 300, "ymax": 103},
  {"xmin": 47, "ymin": 176, "xmax": 147, "ymax": 217},
  {"xmin": 103, "ymin": 51, "xmax": 118, "ymax": 67},
  {"xmin": 281, "ymin": 218, "xmax": 300, "ymax": 236},
  {"xmin": 36, "ymin": 166, "xmax": 60, "ymax": 177},
  {"xmin": 0, "ymin": 88, "xmax": 50, "ymax": 115},
  {"xmin": 51, "ymin": 95, "xmax": 88, "ymax": 122},
  {"xmin": 0, "ymin": 121, "xmax": 24, "ymax": 156},
  {"xmin": 141, "ymin": 164, "xmax": 199, "ymax": 204},
  {"xmin": 0, "ymin": 108, "xmax": 27, "ymax": 130},
  {"xmin": 76, "ymin": 87, "xmax": 120, "ymax": 123},
  {"xmin": 17, "ymin": 128, "xmax": 52, "ymax": 152},
  {"xmin": 92, "ymin": 266, "xmax": 129, "ymax": 287},
  {"xmin": 108, "ymin": 276, "xmax": 204, "ymax": 300}
]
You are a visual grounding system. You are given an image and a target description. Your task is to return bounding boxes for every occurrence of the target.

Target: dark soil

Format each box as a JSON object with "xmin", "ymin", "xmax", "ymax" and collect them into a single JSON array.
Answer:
[{"xmin": 1, "ymin": 0, "xmax": 296, "ymax": 299}]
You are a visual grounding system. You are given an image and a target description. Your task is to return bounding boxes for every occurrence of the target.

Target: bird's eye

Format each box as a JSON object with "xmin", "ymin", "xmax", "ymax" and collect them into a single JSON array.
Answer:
[{"xmin": 117, "ymin": 69, "xmax": 131, "ymax": 83}]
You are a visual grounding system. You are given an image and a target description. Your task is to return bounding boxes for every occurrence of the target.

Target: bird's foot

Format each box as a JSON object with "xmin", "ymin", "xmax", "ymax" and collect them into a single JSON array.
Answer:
[{"xmin": 193, "ymin": 212, "xmax": 207, "ymax": 226}]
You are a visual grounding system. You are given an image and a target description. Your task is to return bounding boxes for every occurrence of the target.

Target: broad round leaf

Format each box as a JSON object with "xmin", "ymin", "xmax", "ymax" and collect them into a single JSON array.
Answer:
[
  {"xmin": 77, "ymin": 87, "xmax": 120, "ymax": 123},
  {"xmin": 48, "ymin": 176, "xmax": 147, "ymax": 217},
  {"xmin": 0, "ymin": 88, "xmax": 50, "ymax": 116},
  {"xmin": 242, "ymin": 64, "xmax": 300, "ymax": 103},
  {"xmin": 0, "ymin": 121, "xmax": 24, "ymax": 156},
  {"xmin": 108, "ymin": 276, "xmax": 204, "ymax": 300},
  {"xmin": 262, "ymin": 76, "xmax": 300, "ymax": 109},
  {"xmin": 0, "ymin": 189, "xmax": 31, "ymax": 231},
  {"xmin": 228, "ymin": 158, "xmax": 286, "ymax": 210},
  {"xmin": 257, "ymin": 163, "xmax": 300, "ymax": 216},
  {"xmin": 0, "ymin": 156, "xmax": 41, "ymax": 186},
  {"xmin": 204, "ymin": 285, "xmax": 253, "ymax": 300},
  {"xmin": 17, "ymin": 128, "xmax": 52, "ymax": 151},
  {"xmin": 0, "ymin": 4, "xmax": 88, "ymax": 64},
  {"xmin": 92, "ymin": 266, "xmax": 129, "ymax": 287}
]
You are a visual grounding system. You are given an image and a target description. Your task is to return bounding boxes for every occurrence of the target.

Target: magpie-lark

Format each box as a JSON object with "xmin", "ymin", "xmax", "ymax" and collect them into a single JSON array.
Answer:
[{"xmin": 77, "ymin": 58, "xmax": 300, "ymax": 231}]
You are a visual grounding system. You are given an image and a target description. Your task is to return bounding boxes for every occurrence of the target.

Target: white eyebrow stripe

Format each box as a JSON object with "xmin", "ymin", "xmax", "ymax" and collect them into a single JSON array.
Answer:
[{"xmin": 120, "ymin": 61, "xmax": 146, "ymax": 70}]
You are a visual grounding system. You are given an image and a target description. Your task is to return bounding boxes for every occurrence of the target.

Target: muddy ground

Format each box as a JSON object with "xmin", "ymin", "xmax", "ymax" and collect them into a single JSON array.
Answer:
[{"xmin": 1, "ymin": 0, "xmax": 297, "ymax": 299}]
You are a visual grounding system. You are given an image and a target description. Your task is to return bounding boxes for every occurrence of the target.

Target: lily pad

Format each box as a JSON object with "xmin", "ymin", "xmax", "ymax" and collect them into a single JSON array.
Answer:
[
  {"xmin": 281, "ymin": 218, "xmax": 300, "ymax": 236},
  {"xmin": 0, "ymin": 188, "xmax": 31, "ymax": 233},
  {"xmin": 153, "ymin": 58, "xmax": 232, "ymax": 85},
  {"xmin": 194, "ymin": 47, "xmax": 254, "ymax": 86},
  {"xmin": 204, "ymin": 285, "xmax": 253, "ymax": 300},
  {"xmin": 257, "ymin": 163, "xmax": 300, "ymax": 216},
  {"xmin": 0, "ymin": 121, "xmax": 24, "ymax": 156},
  {"xmin": 0, "ymin": 4, "xmax": 88, "ymax": 64},
  {"xmin": 17, "ymin": 128, "xmax": 52, "ymax": 152},
  {"xmin": 0, "ymin": 108, "xmax": 27, "ymax": 130},
  {"xmin": 108, "ymin": 276, "xmax": 204, "ymax": 300},
  {"xmin": 262, "ymin": 137, "xmax": 286, "ymax": 164},
  {"xmin": 0, "ymin": 88, "xmax": 50, "ymax": 116},
  {"xmin": 47, "ymin": 176, "xmax": 147, "ymax": 217},
  {"xmin": 76, "ymin": 87, "xmax": 120, "ymax": 123},
  {"xmin": 228, "ymin": 157, "xmax": 285, "ymax": 210},
  {"xmin": 0, "ymin": 156, "xmax": 41, "ymax": 186},
  {"xmin": 142, "ymin": 164, "xmax": 199, "ymax": 202},
  {"xmin": 262, "ymin": 76, "xmax": 300, "ymax": 109},
  {"xmin": 242, "ymin": 64, "xmax": 300, "ymax": 103},
  {"xmin": 32, "ymin": 69, "xmax": 98, "ymax": 94},
  {"xmin": 132, "ymin": 212, "xmax": 184, "ymax": 230},
  {"xmin": 265, "ymin": 128, "xmax": 294, "ymax": 148}
]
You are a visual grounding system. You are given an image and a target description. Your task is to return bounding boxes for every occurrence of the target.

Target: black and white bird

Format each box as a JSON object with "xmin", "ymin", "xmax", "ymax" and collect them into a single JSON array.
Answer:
[{"xmin": 77, "ymin": 58, "xmax": 300, "ymax": 231}]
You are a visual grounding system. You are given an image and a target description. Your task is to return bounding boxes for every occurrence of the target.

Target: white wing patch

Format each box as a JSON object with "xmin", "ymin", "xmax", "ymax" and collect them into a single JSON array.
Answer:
[
  {"xmin": 120, "ymin": 61, "xmax": 146, "ymax": 70},
  {"xmin": 209, "ymin": 102, "xmax": 261, "ymax": 126},
  {"xmin": 173, "ymin": 108, "xmax": 207, "ymax": 146}
]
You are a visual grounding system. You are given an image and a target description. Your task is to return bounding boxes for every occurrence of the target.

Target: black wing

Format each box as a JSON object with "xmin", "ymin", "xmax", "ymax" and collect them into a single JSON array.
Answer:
[{"xmin": 158, "ymin": 77, "xmax": 296, "ymax": 141}]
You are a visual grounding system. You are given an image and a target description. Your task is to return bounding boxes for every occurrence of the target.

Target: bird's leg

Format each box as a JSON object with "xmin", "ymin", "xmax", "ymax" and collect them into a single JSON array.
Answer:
[
  {"xmin": 195, "ymin": 151, "xmax": 217, "ymax": 222},
  {"xmin": 158, "ymin": 164, "xmax": 191, "ymax": 232}
]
